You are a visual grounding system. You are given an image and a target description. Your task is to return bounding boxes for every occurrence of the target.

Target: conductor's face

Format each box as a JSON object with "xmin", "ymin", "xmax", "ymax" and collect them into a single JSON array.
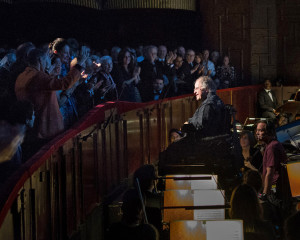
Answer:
[{"xmin": 194, "ymin": 80, "xmax": 208, "ymax": 101}]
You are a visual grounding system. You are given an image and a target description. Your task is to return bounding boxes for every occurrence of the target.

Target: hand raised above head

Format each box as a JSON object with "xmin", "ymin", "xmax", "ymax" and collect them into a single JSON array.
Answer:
[{"xmin": 166, "ymin": 51, "xmax": 176, "ymax": 64}]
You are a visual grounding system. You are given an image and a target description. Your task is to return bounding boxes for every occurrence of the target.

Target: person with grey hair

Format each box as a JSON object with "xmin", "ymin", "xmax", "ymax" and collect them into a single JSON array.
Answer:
[
  {"xmin": 138, "ymin": 45, "xmax": 158, "ymax": 102},
  {"xmin": 94, "ymin": 55, "xmax": 117, "ymax": 103},
  {"xmin": 182, "ymin": 76, "xmax": 225, "ymax": 138},
  {"xmin": 210, "ymin": 51, "xmax": 220, "ymax": 66},
  {"xmin": 202, "ymin": 49, "xmax": 216, "ymax": 78}
]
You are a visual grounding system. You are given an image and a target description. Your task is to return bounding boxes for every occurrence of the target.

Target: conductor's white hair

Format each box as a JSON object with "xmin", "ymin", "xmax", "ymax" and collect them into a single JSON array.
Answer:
[{"xmin": 195, "ymin": 76, "xmax": 217, "ymax": 92}]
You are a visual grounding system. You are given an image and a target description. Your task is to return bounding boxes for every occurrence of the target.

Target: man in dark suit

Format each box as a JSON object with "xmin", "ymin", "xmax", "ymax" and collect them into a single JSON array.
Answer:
[
  {"xmin": 180, "ymin": 49, "xmax": 200, "ymax": 94},
  {"xmin": 138, "ymin": 46, "xmax": 158, "ymax": 102},
  {"xmin": 144, "ymin": 77, "xmax": 171, "ymax": 102},
  {"xmin": 257, "ymin": 79, "xmax": 278, "ymax": 119}
]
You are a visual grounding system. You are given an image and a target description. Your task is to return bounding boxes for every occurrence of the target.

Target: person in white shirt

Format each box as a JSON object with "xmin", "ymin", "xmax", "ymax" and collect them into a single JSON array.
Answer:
[{"xmin": 257, "ymin": 79, "xmax": 278, "ymax": 119}]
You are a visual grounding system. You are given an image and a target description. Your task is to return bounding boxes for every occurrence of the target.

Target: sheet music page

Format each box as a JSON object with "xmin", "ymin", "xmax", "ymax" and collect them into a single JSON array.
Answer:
[
  {"xmin": 193, "ymin": 209, "xmax": 225, "ymax": 220},
  {"xmin": 190, "ymin": 179, "xmax": 218, "ymax": 190},
  {"xmin": 206, "ymin": 220, "xmax": 243, "ymax": 240},
  {"xmin": 193, "ymin": 190, "xmax": 225, "ymax": 206}
]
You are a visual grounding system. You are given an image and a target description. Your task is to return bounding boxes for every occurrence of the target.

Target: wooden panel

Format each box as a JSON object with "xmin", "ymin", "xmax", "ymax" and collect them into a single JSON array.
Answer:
[
  {"xmin": 23, "ymin": 180, "xmax": 33, "ymax": 240},
  {"xmin": 250, "ymin": 0, "xmax": 278, "ymax": 84},
  {"xmin": 148, "ymin": 105, "xmax": 160, "ymax": 164},
  {"xmin": 49, "ymin": 152, "xmax": 61, "ymax": 240},
  {"xmin": 32, "ymin": 164, "xmax": 51, "ymax": 240},
  {"xmin": 80, "ymin": 126, "xmax": 99, "ymax": 215},
  {"xmin": 123, "ymin": 110, "xmax": 144, "ymax": 175},
  {"xmin": 62, "ymin": 139, "xmax": 77, "ymax": 237},
  {"xmin": 163, "ymin": 208, "xmax": 193, "ymax": 222},
  {"xmin": 199, "ymin": 0, "xmax": 251, "ymax": 85},
  {"xmin": 278, "ymin": 0, "xmax": 300, "ymax": 84}
]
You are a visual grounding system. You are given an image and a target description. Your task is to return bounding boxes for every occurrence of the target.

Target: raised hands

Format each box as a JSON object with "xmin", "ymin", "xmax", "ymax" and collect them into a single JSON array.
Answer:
[
  {"xmin": 133, "ymin": 66, "xmax": 141, "ymax": 84},
  {"xmin": 166, "ymin": 51, "xmax": 177, "ymax": 64},
  {"xmin": 71, "ymin": 46, "xmax": 90, "ymax": 68}
]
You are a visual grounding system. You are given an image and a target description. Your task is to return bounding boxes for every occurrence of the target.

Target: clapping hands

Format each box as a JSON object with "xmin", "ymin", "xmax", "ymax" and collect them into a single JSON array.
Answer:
[{"xmin": 166, "ymin": 51, "xmax": 177, "ymax": 64}]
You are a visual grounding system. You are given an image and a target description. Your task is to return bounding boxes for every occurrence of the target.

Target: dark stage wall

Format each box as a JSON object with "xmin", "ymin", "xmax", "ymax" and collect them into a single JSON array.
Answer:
[
  {"xmin": 0, "ymin": 3, "xmax": 203, "ymax": 51},
  {"xmin": 1, "ymin": 1, "xmax": 299, "ymax": 86}
]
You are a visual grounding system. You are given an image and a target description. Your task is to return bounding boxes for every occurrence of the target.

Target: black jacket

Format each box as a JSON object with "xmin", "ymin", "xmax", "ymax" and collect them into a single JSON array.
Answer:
[
  {"xmin": 257, "ymin": 89, "xmax": 278, "ymax": 116},
  {"xmin": 188, "ymin": 92, "xmax": 225, "ymax": 138}
]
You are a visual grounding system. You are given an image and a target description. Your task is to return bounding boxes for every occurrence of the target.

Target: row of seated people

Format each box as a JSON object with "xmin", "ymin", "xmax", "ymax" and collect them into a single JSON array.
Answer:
[{"xmin": 107, "ymin": 162, "xmax": 299, "ymax": 240}]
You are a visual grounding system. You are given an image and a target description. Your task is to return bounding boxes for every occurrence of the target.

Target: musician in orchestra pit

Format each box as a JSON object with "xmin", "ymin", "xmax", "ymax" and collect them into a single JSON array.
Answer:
[
  {"xmin": 230, "ymin": 184, "xmax": 276, "ymax": 240},
  {"xmin": 133, "ymin": 165, "xmax": 163, "ymax": 233},
  {"xmin": 240, "ymin": 131, "xmax": 263, "ymax": 173},
  {"xmin": 255, "ymin": 120, "xmax": 287, "ymax": 201},
  {"xmin": 169, "ymin": 128, "xmax": 184, "ymax": 144},
  {"xmin": 182, "ymin": 76, "xmax": 226, "ymax": 138},
  {"xmin": 257, "ymin": 79, "xmax": 278, "ymax": 119},
  {"xmin": 107, "ymin": 189, "xmax": 159, "ymax": 240}
]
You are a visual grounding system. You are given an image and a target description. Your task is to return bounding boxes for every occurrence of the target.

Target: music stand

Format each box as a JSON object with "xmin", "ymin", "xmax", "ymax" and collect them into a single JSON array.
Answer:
[
  {"xmin": 165, "ymin": 174, "xmax": 218, "ymax": 190},
  {"xmin": 287, "ymin": 161, "xmax": 300, "ymax": 198},
  {"xmin": 163, "ymin": 189, "xmax": 226, "ymax": 222},
  {"xmin": 170, "ymin": 220, "xmax": 244, "ymax": 240}
]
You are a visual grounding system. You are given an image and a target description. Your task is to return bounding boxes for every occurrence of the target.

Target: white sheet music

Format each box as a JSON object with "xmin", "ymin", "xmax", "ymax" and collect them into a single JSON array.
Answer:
[
  {"xmin": 166, "ymin": 174, "xmax": 218, "ymax": 190},
  {"xmin": 190, "ymin": 175, "xmax": 218, "ymax": 190},
  {"xmin": 193, "ymin": 209, "xmax": 225, "ymax": 220},
  {"xmin": 206, "ymin": 220, "xmax": 243, "ymax": 240},
  {"xmin": 193, "ymin": 190, "xmax": 225, "ymax": 206}
]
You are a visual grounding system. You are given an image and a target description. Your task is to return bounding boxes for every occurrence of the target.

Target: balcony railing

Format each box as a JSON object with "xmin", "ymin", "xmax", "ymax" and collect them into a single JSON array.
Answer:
[{"xmin": 1, "ymin": 85, "xmax": 297, "ymax": 239}]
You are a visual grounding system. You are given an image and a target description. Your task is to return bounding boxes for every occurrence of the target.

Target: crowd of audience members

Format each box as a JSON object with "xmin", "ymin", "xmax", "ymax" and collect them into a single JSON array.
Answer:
[
  {"xmin": 0, "ymin": 38, "xmax": 238, "ymax": 168},
  {"xmin": 1, "ymin": 38, "xmax": 298, "ymax": 239}
]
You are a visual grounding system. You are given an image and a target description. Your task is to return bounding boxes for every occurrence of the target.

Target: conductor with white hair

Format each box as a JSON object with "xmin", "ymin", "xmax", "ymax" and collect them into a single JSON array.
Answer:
[{"xmin": 184, "ymin": 76, "xmax": 225, "ymax": 138}]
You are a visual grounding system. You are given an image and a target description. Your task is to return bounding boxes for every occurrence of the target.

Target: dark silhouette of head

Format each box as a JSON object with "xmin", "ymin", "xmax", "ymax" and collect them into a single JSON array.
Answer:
[{"xmin": 230, "ymin": 184, "xmax": 262, "ymax": 231}]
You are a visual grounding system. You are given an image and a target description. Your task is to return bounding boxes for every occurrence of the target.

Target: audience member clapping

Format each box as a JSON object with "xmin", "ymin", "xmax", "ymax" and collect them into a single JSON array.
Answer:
[
  {"xmin": 14, "ymin": 47, "xmax": 87, "ymax": 154},
  {"xmin": 112, "ymin": 48, "xmax": 141, "ymax": 102},
  {"xmin": 216, "ymin": 55, "xmax": 235, "ymax": 89},
  {"xmin": 94, "ymin": 55, "xmax": 117, "ymax": 103}
]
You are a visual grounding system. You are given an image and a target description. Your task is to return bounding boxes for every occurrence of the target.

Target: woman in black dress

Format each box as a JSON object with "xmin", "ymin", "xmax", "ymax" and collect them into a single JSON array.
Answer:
[
  {"xmin": 112, "ymin": 48, "xmax": 141, "ymax": 102},
  {"xmin": 240, "ymin": 130, "xmax": 263, "ymax": 173}
]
